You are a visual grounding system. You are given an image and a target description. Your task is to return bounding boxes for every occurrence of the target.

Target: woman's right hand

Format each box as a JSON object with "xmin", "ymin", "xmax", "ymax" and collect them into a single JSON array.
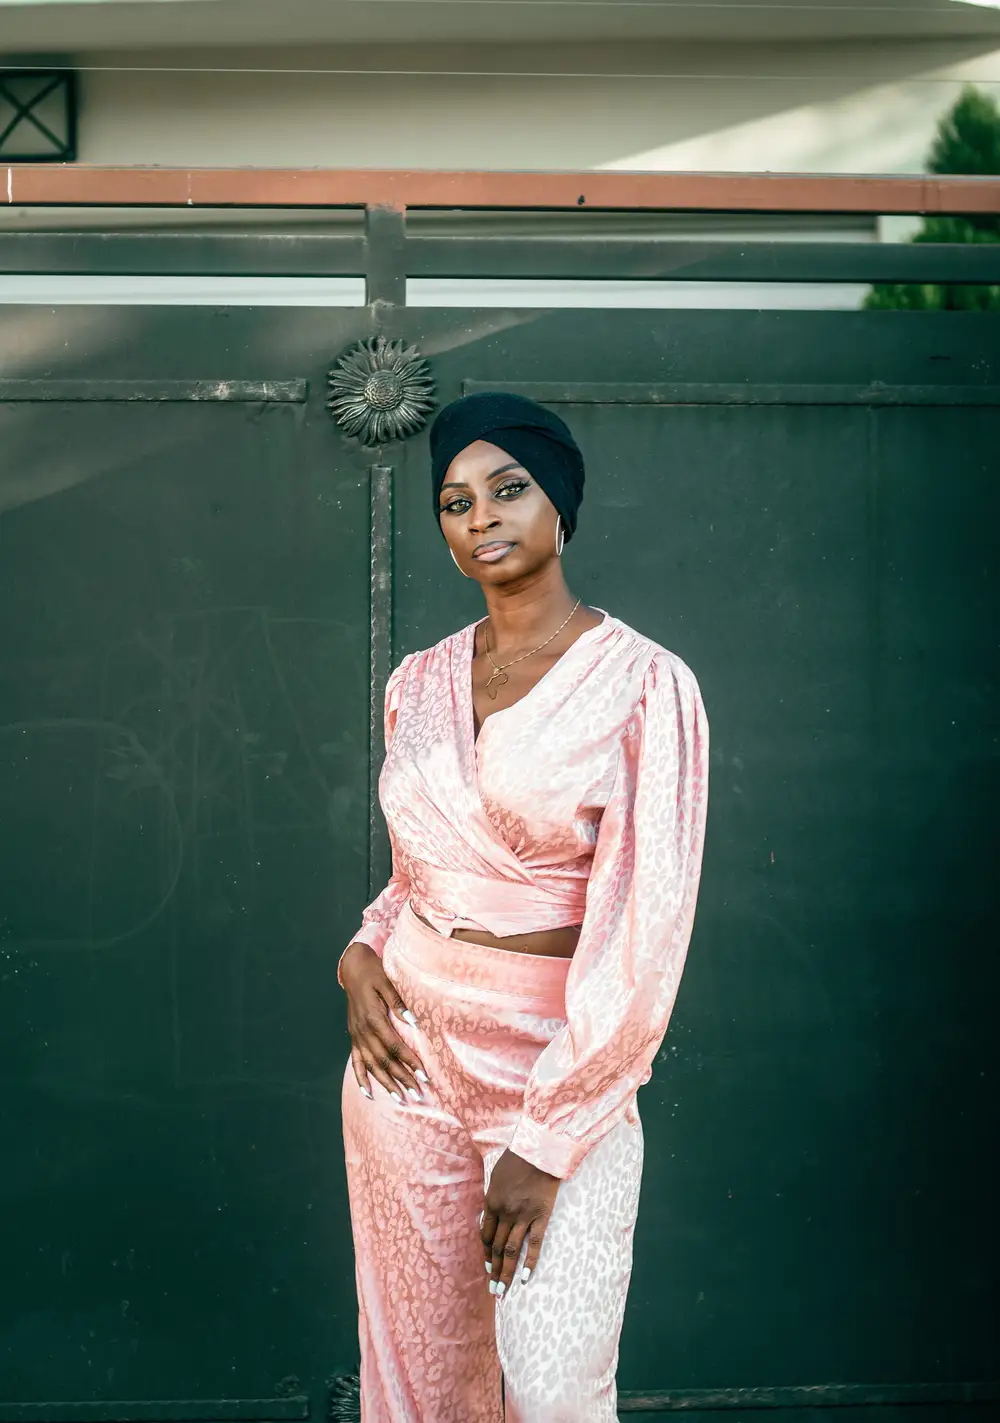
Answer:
[{"xmin": 340, "ymin": 941, "xmax": 429, "ymax": 1102}]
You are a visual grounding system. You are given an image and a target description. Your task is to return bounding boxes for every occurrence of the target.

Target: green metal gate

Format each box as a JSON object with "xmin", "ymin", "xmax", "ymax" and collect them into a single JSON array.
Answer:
[{"xmin": 1, "ymin": 211, "xmax": 998, "ymax": 1419}]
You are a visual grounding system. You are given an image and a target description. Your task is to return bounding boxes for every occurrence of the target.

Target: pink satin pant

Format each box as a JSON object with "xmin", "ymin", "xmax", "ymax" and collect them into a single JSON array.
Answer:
[{"xmin": 342, "ymin": 903, "xmax": 644, "ymax": 1423}]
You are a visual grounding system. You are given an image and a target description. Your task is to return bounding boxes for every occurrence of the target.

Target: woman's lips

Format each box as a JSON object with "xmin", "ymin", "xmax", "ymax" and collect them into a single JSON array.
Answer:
[{"xmin": 472, "ymin": 542, "xmax": 515, "ymax": 563}]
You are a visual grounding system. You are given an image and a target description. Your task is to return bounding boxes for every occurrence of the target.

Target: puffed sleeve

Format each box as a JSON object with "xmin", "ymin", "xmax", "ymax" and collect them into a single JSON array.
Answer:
[
  {"xmin": 337, "ymin": 655, "xmax": 413, "ymax": 985},
  {"xmin": 507, "ymin": 651, "xmax": 709, "ymax": 1179}
]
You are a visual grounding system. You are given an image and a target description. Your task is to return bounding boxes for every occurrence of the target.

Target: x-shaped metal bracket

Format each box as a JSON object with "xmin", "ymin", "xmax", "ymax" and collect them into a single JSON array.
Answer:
[{"xmin": 0, "ymin": 70, "xmax": 76, "ymax": 161}]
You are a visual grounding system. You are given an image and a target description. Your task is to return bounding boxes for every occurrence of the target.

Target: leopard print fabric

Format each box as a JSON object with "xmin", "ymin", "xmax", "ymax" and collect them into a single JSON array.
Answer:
[
  {"xmin": 342, "ymin": 904, "xmax": 643, "ymax": 1423},
  {"xmin": 343, "ymin": 613, "xmax": 709, "ymax": 1181}
]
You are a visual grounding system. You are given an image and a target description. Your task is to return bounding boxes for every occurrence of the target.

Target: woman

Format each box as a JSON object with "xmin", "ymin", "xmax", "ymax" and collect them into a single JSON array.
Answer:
[{"xmin": 339, "ymin": 392, "xmax": 709, "ymax": 1423}]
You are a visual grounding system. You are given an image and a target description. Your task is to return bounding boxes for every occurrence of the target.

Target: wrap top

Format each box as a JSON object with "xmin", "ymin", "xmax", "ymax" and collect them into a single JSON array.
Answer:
[{"xmin": 343, "ymin": 611, "xmax": 710, "ymax": 1179}]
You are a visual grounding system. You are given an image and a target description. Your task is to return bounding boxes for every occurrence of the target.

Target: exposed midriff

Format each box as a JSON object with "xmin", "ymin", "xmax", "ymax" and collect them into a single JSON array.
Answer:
[{"xmin": 411, "ymin": 907, "xmax": 581, "ymax": 959}]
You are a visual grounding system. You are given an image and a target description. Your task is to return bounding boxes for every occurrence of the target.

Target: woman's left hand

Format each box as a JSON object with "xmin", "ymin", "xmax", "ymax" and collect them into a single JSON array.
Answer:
[{"xmin": 482, "ymin": 1150, "xmax": 560, "ymax": 1298}]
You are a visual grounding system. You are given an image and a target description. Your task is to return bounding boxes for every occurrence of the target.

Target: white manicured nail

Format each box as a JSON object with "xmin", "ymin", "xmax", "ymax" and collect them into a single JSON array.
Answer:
[
  {"xmin": 361, "ymin": 1085, "xmax": 373, "ymax": 1100},
  {"xmin": 406, "ymin": 1087, "xmax": 421, "ymax": 1102},
  {"xmin": 495, "ymin": 1282, "xmax": 506, "ymax": 1299},
  {"xmin": 414, "ymin": 1069, "xmax": 429, "ymax": 1085},
  {"xmin": 478, "ymin": 1211, "xmax": 484, "ymax": 1227},
  {"xmin": 402, "ymin": 1010, "xmax": 418, "ymax": 1028},
  {"xmin": 489, "ymin": 1281, "xmax": 497, "ymax": 1296},
  {"xmin": 520, "ymin": 1267, "xmax": 531, "ymax": 1284},
  {"xmin": 390, "ymin": 1090, "xmax": 402, "ymax": 1103},
  {"xmin": 485, "ymin": 1262, "xmax": 492, "ymax": 1275}
]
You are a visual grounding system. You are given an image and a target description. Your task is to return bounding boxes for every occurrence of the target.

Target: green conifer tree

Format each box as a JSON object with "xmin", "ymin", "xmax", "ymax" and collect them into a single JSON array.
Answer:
[{"xmin": 864, "ymin": 85, "xmax": 1000, "ymax": 312}]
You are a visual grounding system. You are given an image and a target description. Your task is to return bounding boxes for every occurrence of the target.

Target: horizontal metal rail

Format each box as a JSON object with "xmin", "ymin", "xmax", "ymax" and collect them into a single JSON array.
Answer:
[
  {"xmin": 406, "ymin": 237, "xmax": 1000, "ymax": 284},
  {"xmin": 618, "ymin": 1380, "xmax": 1000, "ymax": 1412},
  {"xmin": 2, "ymin": 381, "xmax": 996, "ymax": 409},
  {"xmin": 4, "ymin": 167, "xmax": 1000, "ymax": 215},
  {"xmin": 0, "ymin": 1402, "xmax": 309, "ymax": 1423},
  {"xmin": 3, "ymin": 1382, "xmax": 997, "ymax": 1418},
  {"xmin": 462, "ymin": 381, "xmax": 1000, "ymax": 407},
  {"xmin": 0, "ymin": 233, "xmax": 997, "ymax": 285},
  {"xmin": 0, "ymin": 233, "xmax": 365, "ymax": 276},
  {"xmin": 0, "ymin": 379, "xmax": 308, "ymax": 402}
]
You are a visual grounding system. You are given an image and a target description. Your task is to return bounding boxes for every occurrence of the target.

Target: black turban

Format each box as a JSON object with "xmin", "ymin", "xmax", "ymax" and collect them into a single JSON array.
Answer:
[{"xmin": 429, "ymin": 392, "xmax": 585, "ymax": 543}]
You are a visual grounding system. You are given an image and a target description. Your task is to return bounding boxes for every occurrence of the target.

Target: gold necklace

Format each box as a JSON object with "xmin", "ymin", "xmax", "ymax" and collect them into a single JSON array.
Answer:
[{"xmin": 482, "ymin": 599, "xmax": 582, "ymax": 699}]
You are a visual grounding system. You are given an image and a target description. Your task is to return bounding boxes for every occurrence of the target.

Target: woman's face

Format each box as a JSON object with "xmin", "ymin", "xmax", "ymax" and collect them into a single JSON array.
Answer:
[{"xmin": 438, "ymin": 439, "xmax": 560, "ymax": 581}]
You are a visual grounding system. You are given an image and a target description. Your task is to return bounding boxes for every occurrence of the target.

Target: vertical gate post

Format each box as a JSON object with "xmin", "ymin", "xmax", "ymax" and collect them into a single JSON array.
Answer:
[
  {"xmin": 364, "ymin": 205, "xmax": 407, "ymax": 308},
  {"xmin": 361, "ymin": 207, "xmax": 407, "ymax": 891},
  {"xmin": 368, "ymin": 464, "xmax": 394, "ymax": 898}
]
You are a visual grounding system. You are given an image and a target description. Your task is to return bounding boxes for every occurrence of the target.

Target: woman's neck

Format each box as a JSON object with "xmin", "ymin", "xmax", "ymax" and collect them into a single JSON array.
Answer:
[{"xmin": 479, "ymin": 569, "xmax": 580, "ymax": 659}]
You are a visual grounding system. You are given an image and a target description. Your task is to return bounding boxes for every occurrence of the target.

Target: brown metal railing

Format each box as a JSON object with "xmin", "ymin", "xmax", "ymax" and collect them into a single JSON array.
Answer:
[{"xmin": 4, "ymin": 166, "xmax": 1000, "ymax": 215}]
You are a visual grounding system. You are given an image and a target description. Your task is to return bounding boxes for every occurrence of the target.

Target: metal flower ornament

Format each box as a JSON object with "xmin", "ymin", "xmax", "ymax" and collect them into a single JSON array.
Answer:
[{"xmin": 327, "ymin": 337, "xmax": 436, "ymax": 447}]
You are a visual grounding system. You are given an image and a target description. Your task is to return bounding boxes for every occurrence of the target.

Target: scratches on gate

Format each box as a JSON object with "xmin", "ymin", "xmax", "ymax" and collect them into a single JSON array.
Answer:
[
  {"xmin": 0, "ymin": 715, "xmax": 185, "ymax": 954},
  {"xmin": 0, "ymin": 608, "xmax": 357, "ymax": 967},
  {"xmin": 1, "ymin": 605, "xmax": 369, "ymax": 1100},
  {"xmin": 259, "ymin": 614, "xmax": 333, "ymax": 805}
]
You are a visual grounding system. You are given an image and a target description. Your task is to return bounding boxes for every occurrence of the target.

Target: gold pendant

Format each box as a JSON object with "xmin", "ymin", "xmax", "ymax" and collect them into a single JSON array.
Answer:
[{"xmin": 485, "ymin": 668, "xmax": 508, "ymax": 699}]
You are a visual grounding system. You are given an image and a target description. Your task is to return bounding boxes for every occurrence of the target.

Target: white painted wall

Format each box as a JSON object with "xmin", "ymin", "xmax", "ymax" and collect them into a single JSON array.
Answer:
[{"xmin": 54, "ymin": 39, "xmax": 999, "ymax": 173}]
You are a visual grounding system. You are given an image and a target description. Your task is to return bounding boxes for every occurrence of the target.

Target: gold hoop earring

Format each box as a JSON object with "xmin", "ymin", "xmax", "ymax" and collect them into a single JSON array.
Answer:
[
  {"xmin": 450, "ymin": 548, "xmax": 472, "ymax": 578},
  {"xmin": 555, "ymin": 517, "xmax": 565, "ymax": 557}
]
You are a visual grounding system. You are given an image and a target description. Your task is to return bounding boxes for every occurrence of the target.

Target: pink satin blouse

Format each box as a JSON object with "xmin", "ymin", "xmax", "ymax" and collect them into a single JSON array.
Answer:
[{"xmin": 342, "ymin": 612, "xmax": 710, "ymax": 1178}]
